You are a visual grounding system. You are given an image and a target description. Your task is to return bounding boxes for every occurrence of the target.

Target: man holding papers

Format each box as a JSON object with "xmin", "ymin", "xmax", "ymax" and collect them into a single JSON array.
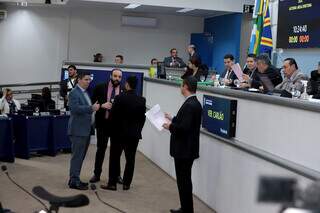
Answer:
[{"xmin": 163, "ymin": 76, "xmax": 202, "ymax": 213}]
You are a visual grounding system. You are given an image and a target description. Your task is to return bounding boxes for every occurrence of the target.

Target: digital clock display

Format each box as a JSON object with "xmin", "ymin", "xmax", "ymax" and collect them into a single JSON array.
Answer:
[{"xmin": 277, "ymin": 0, "xmax": 320, "ymax": 48}]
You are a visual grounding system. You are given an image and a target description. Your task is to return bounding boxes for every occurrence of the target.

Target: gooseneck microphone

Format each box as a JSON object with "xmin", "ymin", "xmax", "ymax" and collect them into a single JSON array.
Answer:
[
  {"xmin": 1, "ymin": 165, "xmax": 49, "ymax": 212},
  {"xmin": 90, "ymin": 184, "xmax": 126, "ymax": 213}
]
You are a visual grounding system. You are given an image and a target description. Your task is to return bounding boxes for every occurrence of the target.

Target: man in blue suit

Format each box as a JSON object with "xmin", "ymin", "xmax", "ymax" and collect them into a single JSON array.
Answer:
[{"xmin": 68, "ymin": 71, "xmax": 100, "ymax": 190}]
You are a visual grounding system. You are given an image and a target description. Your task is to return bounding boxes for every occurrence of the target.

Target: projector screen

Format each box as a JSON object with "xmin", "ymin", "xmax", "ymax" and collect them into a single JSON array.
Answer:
[{"xmin": 277, "ymin": 0, "xmax": 320, "ymax": 49}]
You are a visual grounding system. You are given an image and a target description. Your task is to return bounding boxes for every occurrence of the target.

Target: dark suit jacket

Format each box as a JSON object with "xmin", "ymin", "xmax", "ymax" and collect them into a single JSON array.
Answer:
[
  {"xmin": 307, "ymin": 70, "xmax": 320, "ymax": 98},
  {"xmin": 221, "ymin": 69, "xmax": 238, "ymax": 87},
  {"xmin": 68, "ymin": 86, "xmax": 93, "ymax": 137},
  {"xmin": 169, "ymin": 96, "xmax": 202, "ymax": 159},
  {"xmin": 164, "ymin": 56, "xmax": 186, "ymax": 68},
  {"xmin": 110, "ymin": 90, "xmax": 146, "ymax": 140},
  {"xmin": 189, "ymin": 52, "xmax": 202, "ymax": 64},
  {"xmin": 60, "ymin": 78, "xmax": 77, "ymax": 98},
  {"xmin": 251, "ymin": 66, "xmax": 283, "ymax": 89},
  {"xmin": 60, "ymin": 78, "xmax": 77, "ymax": 108},
  {"xmin": 91, "ymin": 82, "xmax": 122, "ymax": 129}
]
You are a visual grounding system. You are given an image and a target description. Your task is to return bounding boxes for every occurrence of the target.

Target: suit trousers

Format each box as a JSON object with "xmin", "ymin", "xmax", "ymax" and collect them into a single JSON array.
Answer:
[
  {"xmin": 93, "ymin": 127, "xmax": 121, "ymax": 178},
  {"xmin": 69, "ymin": 136, "xmax": 90, "ymax": 183},
  {"xmin": 93, "ymin": 127, "xmax": 110, "ymax": 177},
  {"xmin": 108, "ymin": 137, "xmax": 139, "ymax": 186},
  {"xmin": 174, "ymin": 158, "xmax": 194, "ymax": 213}
]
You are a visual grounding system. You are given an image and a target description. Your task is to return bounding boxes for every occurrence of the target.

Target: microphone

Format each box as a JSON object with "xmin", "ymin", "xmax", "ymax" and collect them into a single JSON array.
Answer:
[
  {"xmin": 32, "ymin": 186, "xmax": 89, "ymax": 208},
  {"xmin": 90, "ymin": 183, "xmax": 126, "ymax": 213},
  {"xmin": 1, "ymin": 165, "xmax": 49, "ymax": 212}
]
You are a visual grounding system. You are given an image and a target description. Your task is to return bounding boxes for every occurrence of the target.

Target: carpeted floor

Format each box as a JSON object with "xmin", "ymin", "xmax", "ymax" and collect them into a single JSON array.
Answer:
[{"xmin": 0, "ymin": 144, "xmax": 215, "ymax": 213}]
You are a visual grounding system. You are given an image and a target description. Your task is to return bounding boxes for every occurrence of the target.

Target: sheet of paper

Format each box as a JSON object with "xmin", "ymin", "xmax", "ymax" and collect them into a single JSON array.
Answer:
[
  {"xmin": 231, "ymin": 63, "xmax": 243, "ymax": 81},
  {"xmin": 145, "ymin": 104, "xmax": 167, "ymax": 131}
]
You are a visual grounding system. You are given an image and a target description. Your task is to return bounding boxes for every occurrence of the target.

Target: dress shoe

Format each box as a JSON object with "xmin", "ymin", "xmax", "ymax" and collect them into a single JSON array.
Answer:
[
  {"xmin": 117, "ymin": 176, "xmax": 123, "ymax": 184},
  {"xmin": 100, "ymin": 184, "xmax": 117, "ymax": 191},
  {"xmin": 89, "ymin": 175, "xmax": 100, "ymax": 183},
  {"xmin": 170, "ymin": 208, "xmax": 183, "ymax": 213},
  {"xmin": 69, "ymin": 182, "xmax": 88, "ymax": 190},
  {"xmin": 123, "ymin": 185, "xmax": 130, "ymax": 190}
]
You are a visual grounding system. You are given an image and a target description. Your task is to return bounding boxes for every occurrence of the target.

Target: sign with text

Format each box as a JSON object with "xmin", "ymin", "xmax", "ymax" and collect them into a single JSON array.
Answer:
[
  {"xmin": 202, "ymin": 95, "xmax": 237, "ymax": 138},
  {"xmin": 277, "ymin": 0, "xmax": 320, "ymax": 48}
]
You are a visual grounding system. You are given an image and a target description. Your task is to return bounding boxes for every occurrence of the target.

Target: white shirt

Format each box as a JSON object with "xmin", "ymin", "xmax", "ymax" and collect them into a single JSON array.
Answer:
[{"xmin": 0, "ymin": 98, "xmax": 21, "ymax": 115}]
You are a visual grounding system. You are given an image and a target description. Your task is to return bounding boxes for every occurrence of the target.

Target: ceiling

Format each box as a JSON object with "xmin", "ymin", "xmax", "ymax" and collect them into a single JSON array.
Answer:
[{"xmin": 0, "ymin": 0, "xmax": 231, "ymax": 18}]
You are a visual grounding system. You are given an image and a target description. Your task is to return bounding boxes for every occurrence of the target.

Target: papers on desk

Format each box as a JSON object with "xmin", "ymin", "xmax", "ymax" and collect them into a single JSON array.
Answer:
[
  {"xmin": 231, "ymin": 63, "xmax": 243, "ymax": 82},
  {"xmin": 145, "ymin": 104, "xmax": 168, "ymax": 131}
]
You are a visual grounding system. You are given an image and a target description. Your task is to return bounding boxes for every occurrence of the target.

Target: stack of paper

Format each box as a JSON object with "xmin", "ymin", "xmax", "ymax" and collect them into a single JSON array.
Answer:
[
  {"xmin": 231, "ymin": 63, "xmax": 243, "ymax": 82},
  {"xmin": 145, "ymin": 104, "xmax": 168, "ymax": 131}
]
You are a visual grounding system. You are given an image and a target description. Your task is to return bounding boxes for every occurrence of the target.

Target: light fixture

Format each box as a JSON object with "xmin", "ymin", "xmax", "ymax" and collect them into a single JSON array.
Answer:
[
  {"xmin": 16, "ymin": 2, "xmax": 28, "ymax": 6},
  {"xmin": 176, "ymin": 8, "xmax": 195, "ymax": 13},
  {"xmin": 124, "ymin": 3, "xmax": 141, "ymax": 9}
]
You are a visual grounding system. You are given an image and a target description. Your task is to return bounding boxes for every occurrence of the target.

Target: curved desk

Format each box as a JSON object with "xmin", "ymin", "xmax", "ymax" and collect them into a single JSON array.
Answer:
[{"xmin": 139, "ymin": 77, "xmax": 320, "ymax": 213}]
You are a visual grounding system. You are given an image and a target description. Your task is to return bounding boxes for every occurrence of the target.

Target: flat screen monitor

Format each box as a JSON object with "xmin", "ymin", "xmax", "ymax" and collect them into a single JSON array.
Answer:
[{"xmin": 277, "ymin": 0, "xmax": 320, "ymax": 48}]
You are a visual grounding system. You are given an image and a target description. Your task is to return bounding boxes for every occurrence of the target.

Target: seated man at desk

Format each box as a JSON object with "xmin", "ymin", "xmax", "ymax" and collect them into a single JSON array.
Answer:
[
  {"xmin": 41, "ymin": 87, "xmax": 56, "ymax": 111},
  {"xmin": 221, "ymin": 54, "xmax": 238, "ymax": 87},
  {"xmin": 241, "ymin": 54, "xmax": 258, "ymax": 88},
  {"xmin": 164, "ymin": 48, "xmax": 186, "ymax": 68},
  {"xmin": 0, "ymin": 88, "xmax": 21, "ymax": 115},
  {"xmin": 307, "ymin": 62, "xmax": 320, "ymax": 99},
  {"xmin": 250, "ymin": 54, "xmax": 282, "ymax": 91},
  {"xmin": 275, "ymin": 58, "xmax": 307, "ymax": 94}
]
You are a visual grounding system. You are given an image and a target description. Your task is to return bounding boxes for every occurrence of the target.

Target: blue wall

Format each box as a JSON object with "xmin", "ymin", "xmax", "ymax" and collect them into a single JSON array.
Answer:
[
  {"xmin": 204, "ymin": 13, "xmax": 242, "ymax": 73},
  {"xmin": 275, "ymin": 49, "xmax": 320, "ymax": 76}
]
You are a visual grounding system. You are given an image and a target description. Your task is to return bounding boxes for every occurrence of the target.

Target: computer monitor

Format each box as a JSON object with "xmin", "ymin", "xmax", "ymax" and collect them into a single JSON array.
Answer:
[
  {"xmin": 259, "ymin": 74, "xmax": 275, "ymax": 92},
  {"xmin": 18, "ymin": 110, "xmax": 33, "ymax": 116},
  {"xmin": 31, "ymin": 94, "xmax": 42, "ymax": 100},
  {"xmin": 48, "ymin": 109, "xmax": 60, "ymax": 116},
  {"xmin": 157, "ymin": 62, "xmax": 166, "ymax": 79},
  {"xmin": 27, "ymin": 99, "xmax": 44, "ymax": 112}
]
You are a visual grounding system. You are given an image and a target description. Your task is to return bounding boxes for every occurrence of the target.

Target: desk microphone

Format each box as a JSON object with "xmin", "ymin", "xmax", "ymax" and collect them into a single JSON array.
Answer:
[
  {"xmin": 1, "ymin": 165, "xmax": 49, "ymax": 212},
  {"xmin": 90, "ymin": 183, "xmax": 126, "ymax": 213}
]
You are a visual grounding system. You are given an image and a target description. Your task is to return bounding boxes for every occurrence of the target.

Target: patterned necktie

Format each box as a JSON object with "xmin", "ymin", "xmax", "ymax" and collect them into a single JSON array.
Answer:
[{"xmin": 110, "ymin": 87, "xmax": 116, "ymax": 103}]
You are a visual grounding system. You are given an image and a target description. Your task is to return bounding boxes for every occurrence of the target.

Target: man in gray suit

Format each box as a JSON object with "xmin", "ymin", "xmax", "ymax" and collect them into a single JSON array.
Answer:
[
  {"xmin": 276, "ymin": 58, "xmax": 307, "ymax": 94},
  {"xmin": 68, "ymin": 71, "xmax": 100, "ymax": 190}
]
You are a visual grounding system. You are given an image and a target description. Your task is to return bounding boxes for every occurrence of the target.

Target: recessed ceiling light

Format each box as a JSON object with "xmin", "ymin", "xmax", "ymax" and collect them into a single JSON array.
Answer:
[
  {"xmin": 124, "ymin": 3, "xmax": 141, "ymax": 9},
  {"xmin": 176, "ymin": 8, "xmax": 195, "ymax": 13},
  {"xmin": 17, "ymin": 2, "xmax": 28, "ymax": 7}
]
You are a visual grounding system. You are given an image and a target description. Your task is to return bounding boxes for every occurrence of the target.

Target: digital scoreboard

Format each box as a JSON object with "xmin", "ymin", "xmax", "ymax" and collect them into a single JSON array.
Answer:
[{"xmin": 277, "ymin": 0, "xmax": 320, "ymax": 48}]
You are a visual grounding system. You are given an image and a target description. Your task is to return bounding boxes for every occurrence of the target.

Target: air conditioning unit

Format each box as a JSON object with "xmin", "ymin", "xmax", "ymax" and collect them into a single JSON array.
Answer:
[
  {"xmin": 121, "ymin": 16, "xmax": 158, "ymax": 28},
  {"xmin": 0, "ymin": 10, "xmax": 7, "ymax": 20}
]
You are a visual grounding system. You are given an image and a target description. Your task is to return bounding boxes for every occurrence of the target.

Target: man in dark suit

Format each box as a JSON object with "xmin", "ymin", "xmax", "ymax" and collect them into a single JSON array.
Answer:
[
  {"xmin": 187, "ymin": 44, "xmax": 201, "ymax": 64},
  {"xmin": 251, "ymin": 54, "xmax": 283, "ymax": 91},
  {"xmin": 68, "ymin": 71, "xmax": 100, "ymax": 190},
  {"xmin": 60, "ymin": 65, "xmax": 78, "ymax": 109},
  {"xmin": 101, "ymin": 76, "xmax": 146, "ymax": 191},
  {"xmin": 221, "ymin": 54, "xmax": 238, "ymax": 87},
  {"xmin": 164, "ymin": 48, "xmax": 186, "ymax": 68},
  {"xmin": 89, "ymin": 69, "xmax": 123, "ymax": 184},
  {"xmin": 163, "ymin": 76, "xmax": 202, "ymax": 213}
]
